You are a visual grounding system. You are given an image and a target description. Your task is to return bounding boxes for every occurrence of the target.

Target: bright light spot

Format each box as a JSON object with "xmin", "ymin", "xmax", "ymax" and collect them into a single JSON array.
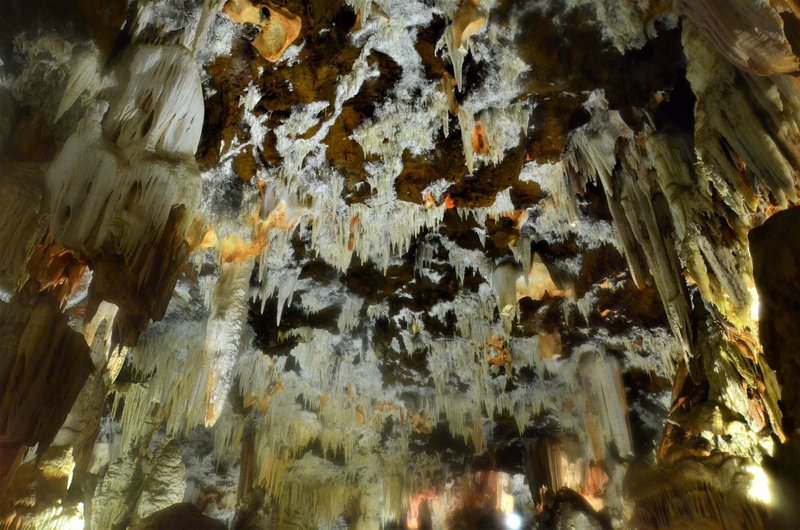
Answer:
[
  {"xmin": 749, "ymin": 286, "xmax": 760, "ymax": 322},
  {"xmin": 64, "ymin": 504, "xmax": 85, "ymax": 530},
  {"xmin": 747, "ymin": 465, "xmax": 772, "ymax": 505},
  {"xmin": 504, "ymin": 512, "xmax": 522, "ymax": 530}
]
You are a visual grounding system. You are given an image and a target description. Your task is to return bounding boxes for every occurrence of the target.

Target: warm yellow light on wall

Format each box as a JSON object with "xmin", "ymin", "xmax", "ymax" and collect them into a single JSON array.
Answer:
[
  {"xmin": 748, "ymin": 285, "xmax": 760, "ymax": 322},
  {"xmin": 746, "ymin": 465, "xmax": 772, "ymax": 505}
]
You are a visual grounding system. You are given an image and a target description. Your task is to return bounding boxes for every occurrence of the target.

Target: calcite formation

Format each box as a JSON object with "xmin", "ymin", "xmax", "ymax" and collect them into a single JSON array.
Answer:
[{"xmin": 1, "ymin": 0, "xmax": 799, "ymax": 529}]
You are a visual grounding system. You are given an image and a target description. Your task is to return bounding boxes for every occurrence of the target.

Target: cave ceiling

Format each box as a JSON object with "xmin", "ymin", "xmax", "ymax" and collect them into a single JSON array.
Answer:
[{"xmin": 1, "ymin": 0, "xmax": 800, "ymax": 529}]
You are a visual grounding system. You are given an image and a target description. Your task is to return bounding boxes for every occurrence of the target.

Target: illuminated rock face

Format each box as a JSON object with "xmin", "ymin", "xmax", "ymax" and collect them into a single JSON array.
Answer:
[{"xmin": 0, "ymin": 0, "xmax": 799, "ymax": 529}]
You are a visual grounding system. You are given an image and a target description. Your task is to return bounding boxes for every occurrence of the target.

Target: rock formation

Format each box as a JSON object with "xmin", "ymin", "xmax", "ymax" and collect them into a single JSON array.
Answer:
[{"xmin": 0, "ymin": 0, "xmax": 799, "ymax": 528}]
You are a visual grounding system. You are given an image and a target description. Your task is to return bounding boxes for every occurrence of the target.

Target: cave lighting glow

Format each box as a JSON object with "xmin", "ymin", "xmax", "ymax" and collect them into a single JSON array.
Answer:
[
  {"xmin": 498, "ymin": 477, "xmax": 521, "ymax": 530},
  {"xmin": 504, "ymin": 512, "xmax": 522, "ymax": 530},
  {"xmin": 64, "ymin": 503, "xmax": 85, "ymax": 530},
  {"xmin": 65, "ymin": 515, "xmax": 85, "ymax": 530},
  {"xmin": 748, "ymin": 285, "xmax": 760, "ymax": 322},
  {"xmin": 746, "ymin": 465, "xmax": 772, "ymax": 505}
]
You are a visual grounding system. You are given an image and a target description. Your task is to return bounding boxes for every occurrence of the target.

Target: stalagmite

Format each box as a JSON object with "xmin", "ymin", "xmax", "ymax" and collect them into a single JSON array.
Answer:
[{"xmin": 132, "ymin": 439, "xmax": 186, "ymax": 523}]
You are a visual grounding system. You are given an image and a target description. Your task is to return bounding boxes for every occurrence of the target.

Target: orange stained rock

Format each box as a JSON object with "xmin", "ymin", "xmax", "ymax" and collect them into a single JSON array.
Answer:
[
  {"xmin": 222, "ymin": 0, "xmax": 263, "ymax": 24},
  {"xmin": 352, "ymin": 2, "xmax": 390, "ymax": 30},
  {"xmin": 370, "ymin": 4, "xmax": 391, "ymax": 23},
  {"xmin": 743, "ymin": 379, "xmax": 768, "ymax": 433},
  {"xmin": 515, "ymin": 253, "xmax": 564, "ymax": 301},
  {"xmin": 219, "ymin": 233, "xmax": 262, "ymax": 263},
  {"xmin": 184, "ymin": 214, "xmax": 212, "ymax": 249},
  {"xmin": 722, "ymin": 323, "xmax": 786, "ymax": 441},
  {"xmin": 242, "ymin": 391, "xmax": 270, "ymax": 413},
  {"xmin": 242, "ymin": 379, "xmax": 285, "ymax": 414},
  {"xmin": 471, "ymin": 120, "xmax": 490, "ymax": 156},
  {"xmin": 222, "ymin": 0, "xmax": 301, "ymax": 62},
  {"xmin": 219, "ymin": 201, "xmax": 300, "ymax": 263},
  {"xmin": 509, "ymin": 208, "xmax": 529, "ymax": 230},
  {"xmin": 579, "ymin": 462, "xmax": 608, "ymax": 511},
  {"xmin": 348, "ymin": 215, "xmax": 360, "ymax": 251},
  {"xmin": 453, "ymin": 0, "xmax": 485, "ymax": 50},
  {"xmin": 27, "ymin": 235, "xmax": 87, "ymax": 305},
  {"xmin": 410, "ymin": 411, "xmax": 434, "ymax": 434},
  {"xmin": 538, "ymin": 331, "xmax": 562, "ymax": 359},
  {"xmin": 487, "ymin": 334, "xmax": 512, "ymax": 366},
  {"xmin": 252, "ymin": 4, "xmax": 302, "ymax": 62},
  {"xmin": 424, "ymin": 193, "xmax": 455, "ymax": 209},
  {"xmin": 406, "ymin": 491, "xmax": 438, "ymax": 529},
  {"xmin": 487, "ymin": 209, "xmax": 528, "ymax": 230},
  {"xmin": 197, "ymin": 227, "xmax": 218, "ymax": 250},
  {"xmin": 205, "ymin": 370, "xmax": 216, "ymax": 425}
]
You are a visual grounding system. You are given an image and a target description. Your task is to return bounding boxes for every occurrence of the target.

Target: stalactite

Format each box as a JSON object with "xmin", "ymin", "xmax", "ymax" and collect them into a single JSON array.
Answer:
[
  {"xmin": 565, "ymin": 93, "xmax": 693, "ymax": 353},
  {"xmin": 0, "ymin": 164, "xmax": 45, "ymax": 297},
  {"xmin": 204, "ymin": 258, "xmax": 254, "ymax": 426},
  {"xmin": 523, "ymin": 437, "xmax": 585, "ymax": 505},
  {"xmin": 679, "ymin": 0, "xmax": 799, "ymax": 76},
  {"xmin": 55, "ymin": 46, "xmax": 102, "ymax": 122},
  {"xmin": 0, "ymin": 284, "xmax": 92, "ymax": 482},
  {"xmin": 441, "ymin": 0, "xmax": 485, "ymax": 90},
  {"xmin": 576, "ymin": 351, "xmax": 633, "ymax": 460},
  {"xmin": 46, "ymin": 42, "xmax": 205, "ymax": 345}
]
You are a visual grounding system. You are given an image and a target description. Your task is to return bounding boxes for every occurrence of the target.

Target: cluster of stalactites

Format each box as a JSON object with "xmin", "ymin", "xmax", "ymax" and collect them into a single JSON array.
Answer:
[
  {"xmin": 46, "ymin": 42, "xmax": 205, "ymax": 345},
  {"xmin": 557, "ymin": 3, "xmax": 800, "ymax": 528},
  {"xmin": 25, "ymin": 0, "xmax": 800, "ymax": 528},
  {"xmin": 0, "ymin": 1, "xmax": 226, "ymax": 526},
  {"xmin": 564, "ymin": 92, "xmax": 695, "ymax": 354}
]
